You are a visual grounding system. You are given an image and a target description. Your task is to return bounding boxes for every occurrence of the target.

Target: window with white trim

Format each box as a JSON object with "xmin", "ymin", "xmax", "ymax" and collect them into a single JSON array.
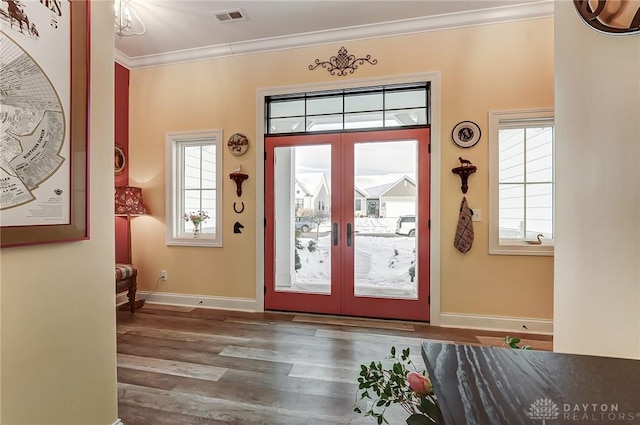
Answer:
[
  {"xmin": 489, "ymin": 109, "xmax": 554, "ymax": 256},
  {"xmin": 166, "ymin": 130, "xmax": 223, "ymax": 247},
  {"xmin": 266, "ymin": 82, "xmax": 430, "ymax": 134}
]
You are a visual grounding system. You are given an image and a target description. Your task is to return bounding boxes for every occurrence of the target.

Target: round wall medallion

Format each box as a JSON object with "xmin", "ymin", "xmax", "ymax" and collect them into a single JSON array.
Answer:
[
  {"xmin": 114, "ymin": 144, "xmax": 126, "ymax": 175},
  {"xmin": 227, "ymin": 133, "xmax": 249, "ymax": 156},
  {"xmin": 573, "ymin": 0, "xmax": 640, "ymax": 35},
  {"xmin": 452, "ymin": 121, "xmax": 481, "ymax": 148}
]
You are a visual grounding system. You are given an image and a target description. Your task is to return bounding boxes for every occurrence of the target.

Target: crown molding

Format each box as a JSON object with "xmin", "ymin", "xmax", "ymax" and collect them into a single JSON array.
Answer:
[
  {"xmin": 115, "ymin": 0, "xmax": 553, "ymax": 69},
  {"xmin": 114, "ymin": 49, "xmax": 131, "ymax": 68}
]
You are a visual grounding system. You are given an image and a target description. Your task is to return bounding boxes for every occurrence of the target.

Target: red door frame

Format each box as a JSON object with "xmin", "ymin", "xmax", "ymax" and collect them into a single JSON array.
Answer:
[
  {"xmin": 265, "ymin": 133, "xmax": 342, "ymax": 314},
  {"xmin": 265, "ymin": 128, "xmax": 431, "ymax": 321},
  {"xmin": 339, "ymin": 129, "xmax": 430, "ymax": 321}
]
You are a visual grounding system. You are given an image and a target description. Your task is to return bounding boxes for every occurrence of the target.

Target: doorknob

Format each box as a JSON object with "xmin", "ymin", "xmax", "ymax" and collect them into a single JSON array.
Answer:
[
  {"xmin": 346, "ymin": 223, "xmax": 352, "ymax": 247},
  {"xmin": 332, "ymin": 223, "xmax": 338, "ymax": 246}
]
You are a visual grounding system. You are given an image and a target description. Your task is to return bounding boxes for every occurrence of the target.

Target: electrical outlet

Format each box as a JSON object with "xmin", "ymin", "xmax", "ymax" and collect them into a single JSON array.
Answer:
[
  {"xmin": 471, "ymin": 208, "xmax": 482, "ymax": 222},
  {"xmin": 160, "ymin": 270, "xmax": 167, "ymax": 281}
]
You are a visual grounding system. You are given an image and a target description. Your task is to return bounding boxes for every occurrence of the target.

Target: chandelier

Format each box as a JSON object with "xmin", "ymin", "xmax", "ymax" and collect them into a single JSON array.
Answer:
[{"xmin": 114, "ymin": 0, "xmax": 146, "ymax": 37}]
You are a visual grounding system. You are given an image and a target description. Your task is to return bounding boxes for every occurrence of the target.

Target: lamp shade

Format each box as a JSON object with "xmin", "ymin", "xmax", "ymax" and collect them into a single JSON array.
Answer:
[{"xmin": 115, "ymin": 186, "xmax": 148, "ymax": 216}]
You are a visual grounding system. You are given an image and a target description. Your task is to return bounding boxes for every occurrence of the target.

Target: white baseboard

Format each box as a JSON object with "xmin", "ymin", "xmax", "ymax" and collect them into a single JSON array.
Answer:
[
  {"xmin": 439, "ymin": 312, "xmax": 553, "ymax": 335},
  {"xmin": 115, "ymin": 293, "xmax": 129, "ymax": 307},
  {"xmin": 118, "ymin": 293, "xmax": 551, "ymax": 335},
  {"xmin": 136, "ymin": 291, "xmax": 259, "ymax": 312},
  {"xmin": 113, "ymin": 420, "xmax": 123, "ymax": 425}
]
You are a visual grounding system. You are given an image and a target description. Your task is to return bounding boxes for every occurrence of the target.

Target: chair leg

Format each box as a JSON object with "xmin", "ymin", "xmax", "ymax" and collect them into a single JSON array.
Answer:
[{"xmin": 127, "ymin": 276, "xmax": 137, "ymax": 313}]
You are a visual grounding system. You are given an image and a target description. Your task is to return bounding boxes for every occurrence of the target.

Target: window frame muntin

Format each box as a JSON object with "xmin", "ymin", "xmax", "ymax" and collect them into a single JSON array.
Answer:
[
  {"xmin": 489, "ymin": 109, "xmax": 554, "ymax": 256},
  {"xmin": 265, "ymin": 83, "xmax": 430, "ymax": 135}
]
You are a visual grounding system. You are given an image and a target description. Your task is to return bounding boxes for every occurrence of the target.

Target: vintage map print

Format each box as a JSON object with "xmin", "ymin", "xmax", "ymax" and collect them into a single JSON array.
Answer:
[{"xmin": 0, "ymin": 0, "xmax": 70, "ymax": 226}]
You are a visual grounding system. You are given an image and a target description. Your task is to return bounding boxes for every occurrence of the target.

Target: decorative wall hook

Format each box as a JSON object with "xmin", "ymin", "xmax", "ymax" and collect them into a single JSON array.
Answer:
[
  {"xmin": 452, "ymin": 157, "xmax": 477, "ymax": 194},
  {"xmin": 229, "ymin": 167, "xmax": 249, "ymax": 197},
  {"xmin": 309, "ymin": 46, "xmax": 378, "ymax": 76}
]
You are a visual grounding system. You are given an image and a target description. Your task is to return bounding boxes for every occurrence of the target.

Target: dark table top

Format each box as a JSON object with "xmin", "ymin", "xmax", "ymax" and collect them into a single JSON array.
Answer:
[{"xmin": 421, "ymin": 341, "xmax": 640, "ymax": 425}]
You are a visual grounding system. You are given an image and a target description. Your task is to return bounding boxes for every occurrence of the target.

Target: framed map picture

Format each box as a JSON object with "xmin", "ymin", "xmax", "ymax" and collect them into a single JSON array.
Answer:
[{"xmin": 0, "ymin": 0, "xmax": 89, "ymax": 247}]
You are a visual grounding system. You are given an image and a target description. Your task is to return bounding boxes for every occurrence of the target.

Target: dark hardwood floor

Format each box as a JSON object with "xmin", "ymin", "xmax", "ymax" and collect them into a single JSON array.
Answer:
[{"xmin": 116, "ymin": 304, "xmax": 552, "ymax": 425}]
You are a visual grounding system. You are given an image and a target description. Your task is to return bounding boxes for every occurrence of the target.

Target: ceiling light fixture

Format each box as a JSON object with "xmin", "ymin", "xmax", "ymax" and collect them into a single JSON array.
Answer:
[{"xmin": 114, "ymin": 0, "xmax": 146, "ymax": 37}]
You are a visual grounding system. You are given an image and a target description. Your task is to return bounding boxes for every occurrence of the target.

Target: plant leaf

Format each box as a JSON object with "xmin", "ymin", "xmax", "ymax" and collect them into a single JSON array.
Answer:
[
  {"xmin": 419, "ymin": 399, "xmax": 442, "ymax": 422},
  {"xmin": 406, "ymin": 414, "xmax": 433, "ymax": 425}
]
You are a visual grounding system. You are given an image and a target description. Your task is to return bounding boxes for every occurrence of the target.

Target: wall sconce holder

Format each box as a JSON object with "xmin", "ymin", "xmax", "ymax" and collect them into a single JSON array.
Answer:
[
  {"xmin": 229, "ymin": 172, "xmax": 249, "ymax": 197},
  {"xmin": 452, "ymin": 163, "xmax": 477, "ymax": 194}
]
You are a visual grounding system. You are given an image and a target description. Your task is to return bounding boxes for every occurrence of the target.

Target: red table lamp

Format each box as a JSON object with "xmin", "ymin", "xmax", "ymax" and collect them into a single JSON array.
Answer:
[{"xmin": 114, "ymin": 186, "xmax": 148, "ymax": 264}]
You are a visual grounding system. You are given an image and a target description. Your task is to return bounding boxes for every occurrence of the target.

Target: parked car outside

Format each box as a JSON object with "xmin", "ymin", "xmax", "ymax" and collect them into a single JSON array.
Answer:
[
  {"xmin": 395, "ymin": 215, "xmax": 416, "ymax": 237},
  {"xmin": 295, "ymin": 217, "xmax": 315, "ymax": 233}
]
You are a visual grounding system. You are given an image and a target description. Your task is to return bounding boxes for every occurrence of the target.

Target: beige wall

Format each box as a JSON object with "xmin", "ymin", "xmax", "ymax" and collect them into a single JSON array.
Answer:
[
  {"xmin": 554, "ymin": 1, "xmax": 640, "ymax": 359},
  {"xmin": 130, "ymin": 18, "xmax": 554, "ymax": 320},
  {"xmin": 0, "ymin": 3, "xmax": 119, "ymax": 424}
]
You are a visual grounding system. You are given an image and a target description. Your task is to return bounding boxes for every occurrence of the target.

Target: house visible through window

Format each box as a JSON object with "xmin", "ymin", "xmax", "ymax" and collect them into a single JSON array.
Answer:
[
  {"xmin": 489, "ymin": 109, "xmax": 554, "ymax": 256},
  {"xmin": 166, "ymin": 130, "xmax": 223, "ymax": 247}
]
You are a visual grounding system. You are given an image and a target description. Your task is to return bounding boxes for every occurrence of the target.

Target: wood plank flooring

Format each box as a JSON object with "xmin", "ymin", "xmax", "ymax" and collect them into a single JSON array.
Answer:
[{"xmin": 116, "ymin": 305, "xmax": 553, "ymax": 425}]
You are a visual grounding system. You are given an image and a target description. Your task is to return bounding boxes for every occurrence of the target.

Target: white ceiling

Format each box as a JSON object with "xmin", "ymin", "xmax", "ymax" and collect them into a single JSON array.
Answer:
[{"xmin": 115, "ymin": 0, "xmax": 553, "ymax": 68}]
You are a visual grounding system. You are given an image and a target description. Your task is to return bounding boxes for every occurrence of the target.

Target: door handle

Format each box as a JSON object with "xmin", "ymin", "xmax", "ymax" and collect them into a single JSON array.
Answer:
[
  {"xmin": 332, "ymin": 223, "xmax": 338, "ymax": 246},
  {"xmin": 346, "ymin": 223, "xmax": 352, "ymax": 247}
]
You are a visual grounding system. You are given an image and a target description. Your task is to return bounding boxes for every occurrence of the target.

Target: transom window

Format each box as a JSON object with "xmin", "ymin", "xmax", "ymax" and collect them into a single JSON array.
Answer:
[
  {"xmin": 166, "ymin": 130, "xmax": 223, "ymax": 247},
  {"xmin": 266, "ymin": 83, "xmax": 430, "ymax": 134},
  {"xmin": 489, "ymin": 109, "xmax": 554, "ymax": 256}
]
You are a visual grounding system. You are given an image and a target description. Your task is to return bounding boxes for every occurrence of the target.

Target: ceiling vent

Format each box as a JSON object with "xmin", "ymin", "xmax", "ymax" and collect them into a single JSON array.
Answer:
[{"xmin": 213, "ymin": 9, "xmax": 247, "ymax": 23}]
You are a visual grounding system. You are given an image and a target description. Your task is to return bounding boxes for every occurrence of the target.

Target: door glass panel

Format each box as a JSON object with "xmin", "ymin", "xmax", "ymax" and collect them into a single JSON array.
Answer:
[
  {"xmin": 273, "ymin": 144, "xmax": 332, "ymax": 294},
  {"xmin": 345, "ymin": 93, "xmax": 383, "ymax": 112},
  {"xmin": 270, "ymin": 100, "xmax": 305, "ymax": 118},
  {"xmin": 385, "ymin": 109, "xmax": 427, "ymax": 127},
  {"xmin": 306, "ymin": 115, "xmax": 343, "ymax": 132},
  {"xmin": 344, "ymin": 111, "xmax": 384, "ymax": 129},
  {"xmin": 385, "ymin": 89, "xmax": 426, "ymax": 109},
  {"xmin": 308, "ymin": 97, "xmax": 343, "ymax": 115},
  {"xmin": 353, "ymin": 140, "xmax": 418, "ymax": 299},
  {"xmin": 269, "ymin": 117, "xmax": 305, "ymax": 134}
]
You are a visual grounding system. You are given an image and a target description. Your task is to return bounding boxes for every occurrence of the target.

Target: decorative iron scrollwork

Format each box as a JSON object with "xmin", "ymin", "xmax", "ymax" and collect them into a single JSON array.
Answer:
[{"xmin": 309, "ymin": 46, "xmax": 378, "ymax": 76}]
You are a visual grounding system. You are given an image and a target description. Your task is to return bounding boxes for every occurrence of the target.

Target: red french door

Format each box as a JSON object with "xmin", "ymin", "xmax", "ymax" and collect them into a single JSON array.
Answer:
[{"xmin": 265, "ymin": 128, "xmax": 430, "ymax": 321}]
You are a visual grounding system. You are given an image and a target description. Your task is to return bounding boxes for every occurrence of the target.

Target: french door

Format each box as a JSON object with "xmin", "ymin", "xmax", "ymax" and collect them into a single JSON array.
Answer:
[{"xmin": 265, "ymin": 128, "xmax": 430, "ymax": 321}]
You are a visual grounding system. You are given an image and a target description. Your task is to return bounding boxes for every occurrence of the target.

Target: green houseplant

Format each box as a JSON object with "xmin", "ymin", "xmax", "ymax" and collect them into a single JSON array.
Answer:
[
  {"xmin": 354, "ymin": 346, "xmax": 442, "ymax": 425},
  {"xmin": 504, "ymin": 335, "xmax": 531, "ymax": 350}
]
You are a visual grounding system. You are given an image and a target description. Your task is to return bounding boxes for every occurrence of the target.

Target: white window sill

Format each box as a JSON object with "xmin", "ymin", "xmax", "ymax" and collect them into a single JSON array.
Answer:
[
  {"xmin": 489, "ymin": 241, "xmax": 554, "ymax": 256},
  {"xmin": 166, "ymin": 235, "xmax": 222, "ymax": 248}
]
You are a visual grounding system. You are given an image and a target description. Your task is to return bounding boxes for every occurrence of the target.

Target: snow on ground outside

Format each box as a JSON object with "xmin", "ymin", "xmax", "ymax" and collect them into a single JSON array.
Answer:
[{"xmin": 295, "ymin": 218, "xmax": 417, "ymax": 291}]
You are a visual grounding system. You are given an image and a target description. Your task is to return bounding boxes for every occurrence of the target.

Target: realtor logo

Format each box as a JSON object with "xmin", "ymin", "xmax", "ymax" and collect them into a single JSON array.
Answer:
[
  {"xmin": 527, "ymin": 399, "xmax": 640, "ymax": 423},
  {"xmin": 527, "ymin": 398, "xmax": 560, "ymax": 424}
]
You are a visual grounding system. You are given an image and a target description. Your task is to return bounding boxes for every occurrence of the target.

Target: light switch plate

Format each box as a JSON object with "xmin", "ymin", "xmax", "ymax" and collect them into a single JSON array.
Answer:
[{"xmin": 471, "ymin": 208, "xmax": 481, "ymax": 222}]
